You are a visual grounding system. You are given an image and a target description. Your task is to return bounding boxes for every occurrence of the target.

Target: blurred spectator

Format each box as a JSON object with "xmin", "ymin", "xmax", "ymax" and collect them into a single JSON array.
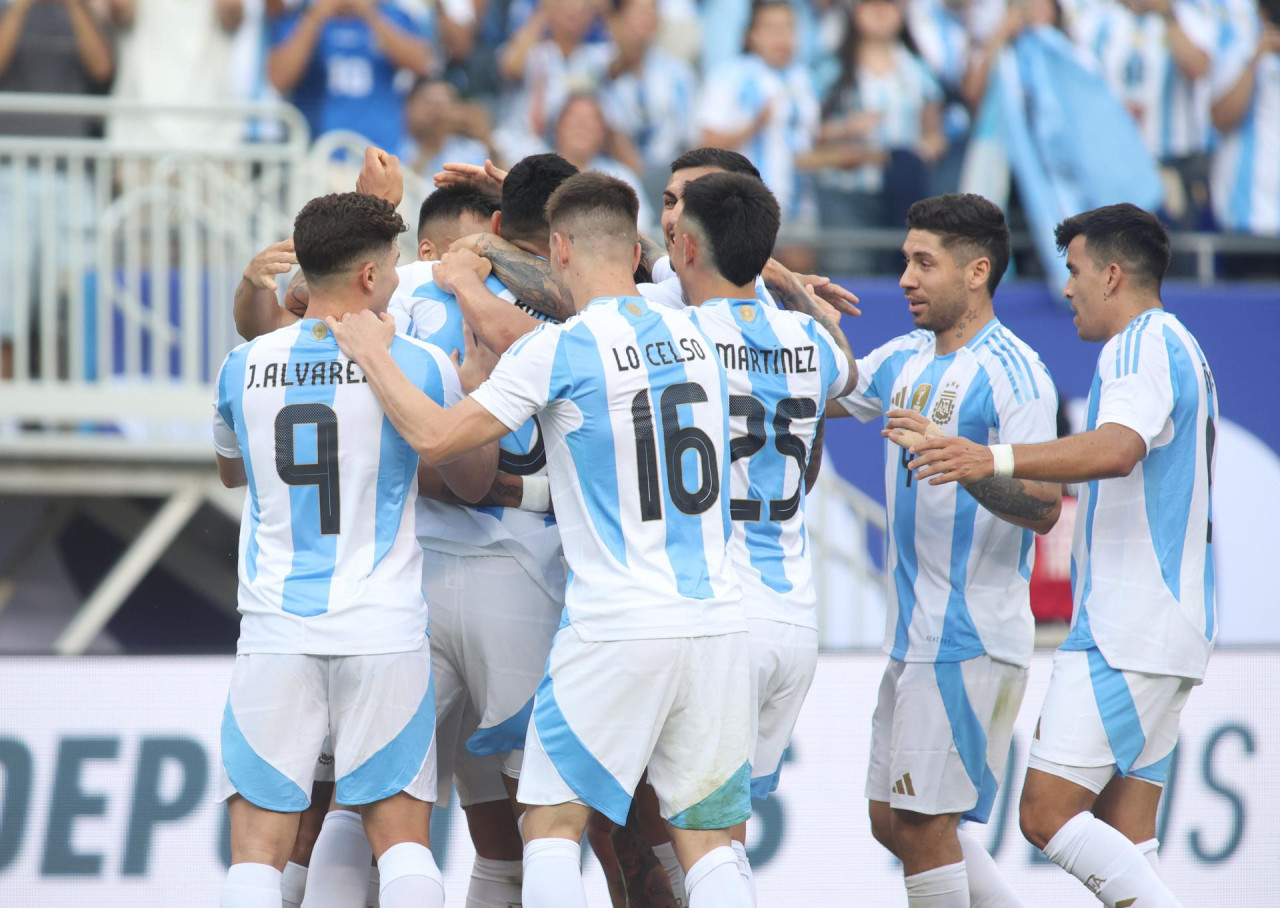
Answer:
[
  {"xmin": 599, "ymin": 0, "xmax": 696, "ymax": 186},
  {"xmin": 814, "ymin": 0, "xmax": 946, "ymax": 250},
  {"xmin": 699, "ymin": 0, "xmax": 828, "ymax": 89},
  {"xmin": 553, "ymin": 92, "xmax": 654, "ymax": 226},
  {"xmin": 494, "ymin": 0, "xmax": 611, "ymax": 162},
  {"xmin": 0, "ymin": 0, "xmax": 115, "ymax": 382},
  {"xmin": 1072, "ymin": 0, "xmax": 1218, "ymax": 228},
  {"xmin": 400, "ymin": 76, "xmax": 496, "ymax": 179},
  {"xmin": 1210, "ymin": 0, "xmax": 1280, "ymax": 235},
  {"xmin": 267, "ymin": 0, "xmax": 434, "ymax": 151},
  {"xmin": 106, "ymin": 0, "xmax": 244, "ymax": 148},
  {"xmin": 696, "ymin": 0, "xmax": 820, "ymax": 225}
]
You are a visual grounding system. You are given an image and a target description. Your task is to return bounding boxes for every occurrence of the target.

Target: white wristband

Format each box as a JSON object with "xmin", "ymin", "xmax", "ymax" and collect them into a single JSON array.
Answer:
[
  {"xmin": 990, "ymin": 444, "xmax": 1015, "ymax": 480},
  {"xmin": 518, "ymin": 475, "xmax": 551, "ymax": 512}
]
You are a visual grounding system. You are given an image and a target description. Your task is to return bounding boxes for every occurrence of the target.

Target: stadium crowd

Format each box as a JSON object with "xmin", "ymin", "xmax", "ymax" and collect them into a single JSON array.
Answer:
[{"xmin": 1, "ymin": 0, "xmax": 1278, "ymax": 241}]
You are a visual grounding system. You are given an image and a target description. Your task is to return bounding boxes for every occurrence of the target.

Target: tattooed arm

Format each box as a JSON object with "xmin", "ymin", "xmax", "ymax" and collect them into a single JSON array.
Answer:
[
  {"xmin": 636, "ymin": 232, "xmax": 666, "ymax": 282},
  {"xmin": 453, "ymin": 233, "xmax": 572, "ymax": 320},
  {"xmin": 762, "ymin": 263, "xmax": 859, "ymax": 398}
]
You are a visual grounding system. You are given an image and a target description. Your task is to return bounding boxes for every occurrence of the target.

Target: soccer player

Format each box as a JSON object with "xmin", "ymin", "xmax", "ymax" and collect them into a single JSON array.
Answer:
[
  {"xmin": 903, "ymin": 204, "xmax": 1216, "ymax": 908},
  {"xmin": 327, "ymin": 172, "xmax": 754, "ymax": 908},
  {"xmin": 669, "ymin": 170, "xmax": 856, "ymax": 903},
  {"xmin": 831, "ymin": 194, "xmax": 1061, "ymax": 907},
  {"xmin": 212, "ymin": 192, "xmax": 496, "ymax": 908}
]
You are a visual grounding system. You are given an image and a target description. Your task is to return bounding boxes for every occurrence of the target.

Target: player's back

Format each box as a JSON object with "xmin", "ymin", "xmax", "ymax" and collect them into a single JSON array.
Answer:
[
  {"xmin": 687, "ymin": 297, "xmax": 849, "ymax": 628},
  {"xmin": 214, "ymin": 318, "xmax": 457, "ymax": 656},
  {"xmin": 473, "ymin": 295, "xmax": 743, "ymax": 640}
]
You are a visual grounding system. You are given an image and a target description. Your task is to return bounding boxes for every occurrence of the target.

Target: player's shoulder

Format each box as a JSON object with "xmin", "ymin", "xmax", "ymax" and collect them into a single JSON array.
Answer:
[
  {"xmin": 396, "ymin": 260, "xmax": 442, "ymax": 296},
  {"xmin": 871, "ymin": 328, "xmax": 934, "ymax": 359},
  {"xmin": 972, "ymin": 323, "xmax": 1054, "ymax": 402},
  {"xmin": 391, "ymin": 333, "xmax": 454, "ymax": 371},
  {"xmin": 1106, "ymin": 309, "xmax": 1168, "ymax": 377}
]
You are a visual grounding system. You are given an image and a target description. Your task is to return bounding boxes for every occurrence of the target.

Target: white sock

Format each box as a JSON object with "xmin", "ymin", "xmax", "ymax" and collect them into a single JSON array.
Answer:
[
  {"xmin": 522, "ymin": 838, "xmax": 586, "ymax": 908},
  {"xmin": 469, "ymin": 856, "xmax": 523, "ymax": 908},
  {"xmin": 223, "ymin": 862, "xmax": 283, "ymax": 908},
  {"xmin": 905, "ymin": 861, "xmax": 969, "ymax": 907},
  {"xmin": 300, "ymin": 810, "xmax": 372, "ymax": 908},
  {"xmin": 377, "ymin": 842, "xmax": 444, "ymax": 908},
  {"xmin": 281, "ymin": 861, "xmax": 308, "ymax": 908},
  {"xmin": 1137, "ymin": 838, "xmax": 1160, "ymax": 875},
  {"xmin": 367, "ymin": 865, "xmax": 380, "ymax": 907},
  {"xmin": 684, "ymin": 846, "xmax": 751, "ymax": 908},
  {"xmin": 728, "ymin": 840, "xmax": 755, "ymax": 908},
  {"xmin": 1043, "ymin": 813, "xmax": 1182, "ymax": 908},
  {"xmin": 654, "ymin": 841, "xmax": 688, "ymax": 906},
  {"xmin": 957, "ymin": 829, "xmax": 1022, "ymax": 907}
]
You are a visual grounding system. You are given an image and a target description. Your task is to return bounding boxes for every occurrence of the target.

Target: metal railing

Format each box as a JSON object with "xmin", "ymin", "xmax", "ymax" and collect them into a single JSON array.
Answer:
[{"xmin": 807, "ymin": 465, "xmax": 888, "ymax": 649}]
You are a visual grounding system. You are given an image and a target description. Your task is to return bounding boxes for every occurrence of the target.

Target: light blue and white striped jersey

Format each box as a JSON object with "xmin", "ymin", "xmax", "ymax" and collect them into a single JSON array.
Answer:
[
  {"xmin": 211, "ymin": 318, "xmax": 458, "ymax": 656},
  {"xmin": 599, "ymin": 47, "xmax": 698, "ymax": 169},
  {"xmin": 388, "ymin": 260, "xmax": 565, "ymax": 599},
  {"xmin": 470, "ymin": 295, "xmax": 744, "ymax": 641},
  {"xmin": 695, "ymin": 54, "xmax": 820, "ymax": 220},
  {"xmin": 1209, "ymin": 15, "xmax": 1280, "ymax": 235},
  {"xmin": 689, "ymin": 298, "xmax": 850, "ymax": 628},
  {"xmin": 1074, "ymin": 0, "xmax": 1218, "ymax": 159},
  {"xmin": 1062, "ymin": 309, "xmax": 1217, "ymax": 680},
  {"xmin": 838, "ymin": 321, "xmax": 1058, "ymax": 666},
  {"xmin": 641, "ymin": 255, "xmax": 778, "ymax": 311}
]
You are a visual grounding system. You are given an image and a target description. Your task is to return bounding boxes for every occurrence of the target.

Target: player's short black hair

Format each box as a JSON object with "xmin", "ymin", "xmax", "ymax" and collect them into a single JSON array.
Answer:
[
  {"xmin": 906, "ymin": 194, "xmax": 1011, "ymax": 297},
  {"xmin": 679, "ymin": 173, "xmax": 779, "ymax": 286},
  {"xmin": 669, "ymin": 147, "xmax": 761, "ymax": 180},
  {"xmin": 294, "ymin": 193, "xmax": 404, "ymax": 280},
  {"xmin": 546, "ymin": 171, "xmax": 639, "ymax": 237},
  {"xmin": 417, "ymin": 184, "xmax": 500, "ymax": 240},
  {"xmin": 501, "ymin": 153, "xmax": 580, "ymax": 244},
  {"xmin": 1261, "ymin": 0, "xmax": 1280, "ymax": 25},
  {"xmin": 1054, "ymin": 203, "xmax": 1171, "ymax": 291}
]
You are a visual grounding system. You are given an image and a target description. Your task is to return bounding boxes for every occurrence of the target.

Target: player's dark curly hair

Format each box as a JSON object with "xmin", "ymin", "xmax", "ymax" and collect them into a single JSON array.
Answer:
[
  {"xmin": 501, "ymin": 153, "xmax": 580, "ymax": 245},
  {"xmin": 679, "ymin": 172, "xmax": 780, "ymax": 286},
  {"xmin": 669, "ymin": 148, "xmax": 761, "ymax": 180},
  {"xmin": 906, "ymin": 194, "xmax": 1011, "ymax": 297},
  {"xmin": 417, "ymin": 184, "xmax": 500, "ymax": 240},
  {"xmin": 1055, "ymin": 203, "xmax": 1171, "ymax": 291},
  {"xmin": 293, "ymin": 193, "xmax": 405, "ymax": 280}
]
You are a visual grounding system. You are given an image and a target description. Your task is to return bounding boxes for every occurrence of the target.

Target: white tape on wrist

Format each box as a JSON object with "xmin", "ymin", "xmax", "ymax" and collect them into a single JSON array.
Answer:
[
  {"xmin": 990, "ymin": 444, "xmax": 1015, "ymax": 479},
  {"xmin": 518, "ymin": 475, "xmax": 551, "ymax": 512}
]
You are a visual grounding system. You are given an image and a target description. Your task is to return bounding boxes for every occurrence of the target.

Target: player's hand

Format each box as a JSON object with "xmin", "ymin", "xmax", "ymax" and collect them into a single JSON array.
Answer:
[
  {"xmin": 451, "ymin": 322, "xmax": 499, "ymax": 393},
  {"xmin": 882, "ymin": 407, "xmax": 943, "ymax": 452},
  {"xmin": 327, "ymin": 310, "xmax": 395, "ymax": 363},
  {"xmin": 243, "ymin": 238, "xmax": 297, "ymax": 292},
  {"xmin": 905, "ymin": 435, "xmax": 993, "ymax": 485},
  {"xmin": 356, "ymin": 146, "xmax": 404, "ymax": 207},
  {"xmin": 448, "ymin": 233, "xmax": 496, "ymax": 257},
  {"xmin": 433, "ymin": 159, "xmax": 507, "ymax": 191},
  {"xmin": 434, "ymin": 249, "xmax": 491, "ymax": 293},
  {"xmin": 793, "ymin": 273, "xmax": 861, "ymax": 317},
  {"xmin": 283, "ymin": 269, "xmax": 310, "ymax": 318}
]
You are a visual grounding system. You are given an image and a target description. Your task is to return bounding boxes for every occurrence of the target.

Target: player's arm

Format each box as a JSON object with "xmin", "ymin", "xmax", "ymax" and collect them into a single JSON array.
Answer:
[
  {"xmin": 761, "ymin": 264, "xmax": 859, "ymax": 397},
  {"xmin": 267, "ymin": 1, "xmax": 333, "ymax": 92},
  {"xmin": 360, "ymin": 1, "xmax": 433, "ymax": 76},
  {"xmin": 453, "ymin": 233, "xmax": 573, "ymax": 320},
  {"xmin": 886, "ymin": 408, "xmax": 1062, "ymax": 534},
  {"xmin": 418, "ymin": 465, "xmax": 537, "ymax": 510},
  {"xmin": 216, "ymin": 453, "xmax": 247, "ymax": 489},
  {"xmin": 328, "ymin": 311, "xmax": 511, "ymax": 464},
  {"xmin": 637, "ymin": 233, "xmax": 666, "ymax": 281},
  {"xmin": 234, "ymin": 239, "xmax": 303, "ymax": 341},
  {"xmin": 435, "ymin": 250, "xmax": 543, "ymax": 353}
]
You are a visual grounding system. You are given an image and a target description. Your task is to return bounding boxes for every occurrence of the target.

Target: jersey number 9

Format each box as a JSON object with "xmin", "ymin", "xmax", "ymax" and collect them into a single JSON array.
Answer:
[{"xmin": 275, "ymin": 403, "xmax": 341, "ymax": 535}]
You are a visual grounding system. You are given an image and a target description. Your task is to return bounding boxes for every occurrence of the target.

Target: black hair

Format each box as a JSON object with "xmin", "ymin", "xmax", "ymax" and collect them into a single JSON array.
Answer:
[
  {"xmin": 1054, "ymin": 203, "xmax": 1171, "ymax": 291},
  {"xmin": 668, "ymin": 147, "xmax": 762, "ymax": 180},
  {"xmin": 545, "ymin": 171, "xmax": 639, "ymax": 235},
  {"xmin": 1263, "ymin": 0, "xmax": 1280, "ymax": 25},
  {"xmin": 679, "ymin": 173, "xmax": 780, "ymax": 286},
  {"xmin": 417, "ymin": 184, "xmax": 500, "ymax": 240},
  {"xmin": 906, "ymin": 194, "xmax": 1011, "ymax": 296},
  {"xmin": 823, "ymin": 1, "xmax": 920, "ymax": 119},
  {"xmin": 294, "ymin": 192, "xmax": 405, "ymax": 280},
  {"xmin": 500, "ymin": 153, "xmax": 581, "ymax": 243}
]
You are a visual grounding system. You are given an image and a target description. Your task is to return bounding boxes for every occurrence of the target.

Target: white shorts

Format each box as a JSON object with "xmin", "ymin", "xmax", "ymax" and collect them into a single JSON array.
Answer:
[
  {"xmin": 1027, "ymin": 646, "xmax": 1195, "ymax": 794},
  {"xmin": 518, "ymin": 626, "xmax": 752, "ymax": 829},
  {"xmin": 747, "ymin": 618, "xmax": 818, "ymax": 800},
  {"xmin": 866, "ymin": 655, "xmax": 1027, "ymax": 823},
  {"xmin": 218, "ymin": 639, "xmax": 437, "ymax": 811},
  {"xmin": 424, "ymin": 550, "xmax": 560, "ymax": 779},
  {"xmin": 435, "ymin": 682, "xmax": 510, "ymax": 808}
]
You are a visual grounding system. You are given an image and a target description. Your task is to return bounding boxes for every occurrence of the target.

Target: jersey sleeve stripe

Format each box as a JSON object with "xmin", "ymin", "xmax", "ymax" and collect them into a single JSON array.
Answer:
[
  {"xmin": 996, "ymin": 331, "xmax": 1041, "ymax": 400},
  {"xmin": 981, "ymin": 339, "xmax": 1024, "ymax": 405}
]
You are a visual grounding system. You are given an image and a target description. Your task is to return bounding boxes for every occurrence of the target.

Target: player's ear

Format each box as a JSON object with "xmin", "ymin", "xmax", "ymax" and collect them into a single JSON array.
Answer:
[
  {"xmin": 969, "ymin": 256, "xmax": 990, "ymax": 293},
  {"xmin": 551, "ymin": 231, "xmax": 568, "ymax": 266},
  {"xmin": 419, "ymin": 237, "xmax": 435, "ymax": 261},
  {"xmin": 631, "ymin": 241, "xmax": 642, "ymax": 273},
  {"xmin": 491, "ymin": 211, "xmax": 502, "ymax": 235},
  {"xmin": 359, "ymin": 260, "xmax": 377, "ymax": 294}
]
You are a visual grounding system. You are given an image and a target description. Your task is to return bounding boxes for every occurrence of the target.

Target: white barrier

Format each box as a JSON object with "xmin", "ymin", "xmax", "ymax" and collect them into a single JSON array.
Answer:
[{"xmin": 1, "ymin": 651, "xmax": 1275, "ymax": 906}]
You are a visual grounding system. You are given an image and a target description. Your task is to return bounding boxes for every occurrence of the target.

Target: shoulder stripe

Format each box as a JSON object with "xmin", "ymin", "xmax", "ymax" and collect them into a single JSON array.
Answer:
[
  {"xmin": 996, "ymin": 329, "xmax": 1043, "ymax": 400},
  {"xmin": 991, "ymin": 332, "xmax": 1037, "ymax": 401},
  {"xmin": 981, "ymin": 339, "xmax": 1024, "ymax": 405},
  {"xmin": 1127, "ymin": 312, "xmax": 1154, "ymax": 375}
]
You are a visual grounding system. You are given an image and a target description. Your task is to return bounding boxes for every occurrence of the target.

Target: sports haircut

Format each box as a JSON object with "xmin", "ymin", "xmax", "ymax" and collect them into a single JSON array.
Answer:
[
  {"xmin": 293, "ymin": 193, "xmax": 405, "ymax": 280},
  {"xmin": 1054, "ymin": 203, "xmax": 1171, "ymax": 291},
  {"xmin": 500, "ymin": 153, "xmax": 580, "ymax": 243},
  {"xmin": 669, "ymin": 147, "xmax": 762, "ymax": 180},
  {"xmin": 679, "ymin": 172, "xmax": 780, "ymax": 286},
  {"xmin": 906, "ymin": 194, "xmax": 1011, "ymax": 296},
  {"xmin": 417, "ymin": 184, "xmax": 500, "ymax": 240},
  {"xmin": 545, "ymin": 171, "xmax": 639, "ymax": 242}
]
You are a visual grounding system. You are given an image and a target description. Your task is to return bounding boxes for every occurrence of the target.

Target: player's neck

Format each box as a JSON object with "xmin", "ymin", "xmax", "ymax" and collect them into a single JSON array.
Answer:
[
  {"xmin": 1104, "ymin": 297, "xmax": 1164, "ymax": 341},
  {"xmin": 682, "ymin": 272, "xmax": 754, "ymax": 308},
  {"xmin": 934, "ymin": 300, "xmax": 995, "ymax": 356},
  {"xmin": 570, "ymin": 267, "xmax": 641, "ymax": 313},
  {"xmin": 303, "ymin": 293, "xmax": 371, "ymax": 323}
]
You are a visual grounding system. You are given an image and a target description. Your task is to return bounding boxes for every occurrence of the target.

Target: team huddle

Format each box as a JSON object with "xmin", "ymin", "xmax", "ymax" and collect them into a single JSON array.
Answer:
[{"xmin": 212, "ymin": 145, "xmax": 1217, "ymax": 908}]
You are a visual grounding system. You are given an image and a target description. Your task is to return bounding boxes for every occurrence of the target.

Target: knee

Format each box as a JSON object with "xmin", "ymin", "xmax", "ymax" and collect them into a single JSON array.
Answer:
[{"xmin": 1018, "ymin": 784, "xmax": 1062, "ymax": 851}]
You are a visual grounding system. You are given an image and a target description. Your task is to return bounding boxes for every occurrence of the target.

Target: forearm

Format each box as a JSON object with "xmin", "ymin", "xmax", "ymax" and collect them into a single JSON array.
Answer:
[
  {"xmin": 367, "ymin": 12, "xmax": 431, "ymax": 75},
  {"xmin": 475, "ymin": 235, "xmax": 570, "ymax": 319},
  {"xmin": 637, "ymin": 232, "xmax": 666, "ymax": 278},
  {"xmin": 763, "ymin": 265, "xmax": 858, "ymax": 396},
  {"xmin": 359, "ymin": 347, "xmax": 456, "ymax": 461},
  {"xmin": 453, "ymin": 277, "xmax": 541, "ymax": 353},
  {"xmin": 1211, "ymin": 56, "xmax": 1259, "ymax": 132},
  {"xmin": 234, "ymin": 279, "xmax": 290, "ymax": 341},
  {"xmin": 960, "ymin": 477, "xmax": 1060, "ymax": 533},
  {"xmin": 699, "ymin": 125, "xmax": 757, "ymax": 152},
  {"xmin": 419, "ymin": 465, "xmax": 528, "ymax": 508},
  {"xmin": 804, "ymin": 415, "xmax": 826, "ymax": 493},
  {"xmin": 1166, "ymin": 18, "xmax": 1210, "ymax": 80},
  {"xmin": 1007, "ymin": 425, "xmax": 1144, "ymax": 483},
  {"xmin": 437, "ymin": 439, "xmax": 499, "ymax": 502},
  {"xmin": 268, "ymin": 14, "xmax": 324, "ymax": 92},
  {"xmin": 0, "ymin": 3, "xmax": 29, "ymax": 76},
  {"xmin": 498, "ymin": 16, "xmax": 542, "ymax": 81},
  {"xmin": 67, "ymin": 0, "xmax": 115, "ymax": 84}
]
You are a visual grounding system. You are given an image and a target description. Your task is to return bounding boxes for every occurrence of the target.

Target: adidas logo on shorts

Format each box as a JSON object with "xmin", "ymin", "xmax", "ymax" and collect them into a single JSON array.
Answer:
[{"xmin": 892, "ymin": 773, "xmax": 916, "ymax": 796}]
